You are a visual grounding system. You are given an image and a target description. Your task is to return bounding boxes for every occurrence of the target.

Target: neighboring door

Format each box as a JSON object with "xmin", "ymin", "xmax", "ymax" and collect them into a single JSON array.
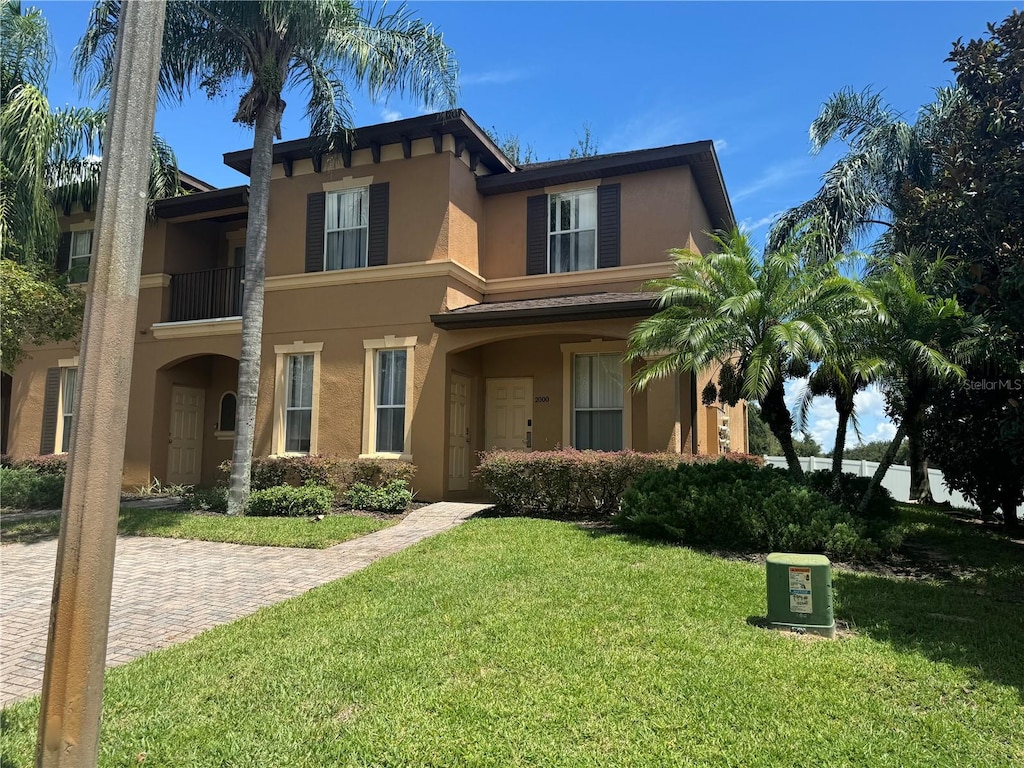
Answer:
[
  {"xmin": 485, "ymin": 378, "xmax": 533, "ymax": 452},
  {"xmin": 168, "ymin": 386, "xmax": 205, "ymax": 485},
  {"xmin": 448, "ymin": 373, "xmax": 471, "ymax": 491}
]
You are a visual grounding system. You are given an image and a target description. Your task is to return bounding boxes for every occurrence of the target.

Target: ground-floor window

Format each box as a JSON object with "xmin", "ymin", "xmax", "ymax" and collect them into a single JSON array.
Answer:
[
  {"xmin": 272, "ymin": 341, "xmax": 322, "ymax": 456},
  {"xmin": 573, "ymin": 353, "xmax": 623, "ymax": 451},
  {"xmin": 375, "ymin": 349, "xmax": 406, "ymax": 453},
  {"xmin": 361, "ymin": 335, "xmax": 417, "ymax": 460},
  {"xmin": 59, "ymin": 366, "xmax": 77, "ymax": 453},
  {"xmin": 285, "ymin": 354, "xmax": 314, "ymax": 453}
]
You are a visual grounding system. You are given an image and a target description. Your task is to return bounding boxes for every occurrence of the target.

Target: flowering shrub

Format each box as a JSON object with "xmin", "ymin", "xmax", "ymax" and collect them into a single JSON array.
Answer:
[
  {"xmin": 474, "ymin": 449, "xmax": 764, "ymax": 517},
  {"xmin": 219, "ymin": 456, "xmax": 416, "ymax": 500}
]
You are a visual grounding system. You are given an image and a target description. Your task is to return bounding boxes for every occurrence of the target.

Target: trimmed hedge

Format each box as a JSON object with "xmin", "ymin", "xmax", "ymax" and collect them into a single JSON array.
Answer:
[
  {"xmin": 615, "ymin": 461, "xmax": 901, "ymax": 561},
  {"xmin": 474, "ymin": 449, "xmax": 765, "ymax": 517},
  {"xmin": 11, "ymin": 454, "xmax": 67, "ymax": 476},
  {"xmin": 247, "ymin": 483, "xmax": 333, "ymax": 517},
  {"xmin": 220, "ymin": 455, "xmax": 416, "ymax": 500},
  {"xmin": 0, "ymin": 467, "xmax": 65, "ymax": 509},
  {"xmin": 345, "ymin": 480, "xmax": 413, "ymax": 513}
]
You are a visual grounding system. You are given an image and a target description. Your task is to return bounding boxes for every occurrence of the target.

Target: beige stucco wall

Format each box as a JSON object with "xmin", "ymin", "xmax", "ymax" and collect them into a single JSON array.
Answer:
[
  {"xmin": 264, "ymin": 152, "xmax": 454, "ymax": 277},
  {"xmin": 479, "ymin": 165, "xmax": 708, "ymax": 279},
  {"xmin": 9, "ymin": 140, "xmax": 741, "ymax": 499}
]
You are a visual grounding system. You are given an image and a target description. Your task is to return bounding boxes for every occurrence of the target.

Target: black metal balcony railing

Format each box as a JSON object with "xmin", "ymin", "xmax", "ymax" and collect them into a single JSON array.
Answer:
[{"xmin": 169, "ymin": 265, "xmax": 244, "ymax": 322}]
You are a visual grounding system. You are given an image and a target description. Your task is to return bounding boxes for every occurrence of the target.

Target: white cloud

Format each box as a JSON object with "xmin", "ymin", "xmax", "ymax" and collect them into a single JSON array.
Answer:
[
  {"xmin": 782, "ymin": 380, "xmax": 897, "ymax": 451},
  {"xmin": 713, "ymin": 138, "xmax": 729, "ymax": 153},
  {"xmin": 605, "ymin": 112, "xmax": 689, "ymax": 152},
  {"xmin": 460, "ymin": 69, "xmax": 529, "ymax": 86},
  {"xmin": 733, "ymin": 156, "xmax": 816, "ymax": 202},
  {"xmin": 380, "ymin": 107, "xmax": 403, "ymax": 122},
  {"xmin": 739, "ymin": 210, "xmax": 784, "ymax": 233}
]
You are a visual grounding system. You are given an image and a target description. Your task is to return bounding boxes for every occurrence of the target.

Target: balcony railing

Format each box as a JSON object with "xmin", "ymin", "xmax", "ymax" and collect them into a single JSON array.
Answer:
[{"xmin": 169, "ymin": 265, "xmax": 244, "ymax": 322}]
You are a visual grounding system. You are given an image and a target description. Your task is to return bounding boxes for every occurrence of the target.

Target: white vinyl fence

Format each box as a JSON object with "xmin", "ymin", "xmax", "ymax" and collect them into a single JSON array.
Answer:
[{"xmin": 764, "ymin": 456, "xmax": 1024, "ymax": 516}]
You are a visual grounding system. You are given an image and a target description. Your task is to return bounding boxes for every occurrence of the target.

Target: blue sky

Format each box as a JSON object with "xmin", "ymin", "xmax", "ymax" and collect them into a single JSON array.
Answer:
[{"xmin": 37, "ymin": 0, "xmax": 1017, "ymax": 452}]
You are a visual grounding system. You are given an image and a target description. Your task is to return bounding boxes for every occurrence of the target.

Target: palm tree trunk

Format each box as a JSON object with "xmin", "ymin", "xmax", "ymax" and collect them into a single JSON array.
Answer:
[
  {"xmin": 759, "ymin": 378, "xmax": 804, "ymax": 480},
  {"xmin": 858, "ymin": 420, "xmax": 909, "ymax": 517},
  {"xmin": 830, "ymin": 402, "xmax": 852, "ymax": 495},
  {"xmin": 907, "ymin": 415, "xmax": 933, "ymax": 503},
  {"xmin": 227, "ymin": 102, "xmax": 278, "ymax": 516}
]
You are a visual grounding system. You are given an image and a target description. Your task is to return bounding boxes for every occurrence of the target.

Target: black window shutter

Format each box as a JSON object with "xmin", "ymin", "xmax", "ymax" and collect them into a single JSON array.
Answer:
[
  {"xmin": 597, "ymin": 183, "xmax": 621, "ymax": 269},
  {"xmin": 305, "ymin": 192, "xmax": 326, "ymax": 273},
  {"xmin": 40, "ymin": 367, "xmax": 61, "ymax": 454},
  {"xmin": 367, "ymin": 182, "xmax": 389, "ymax": 267},
  {"xmin": 526, "ymin": 194, "xmax": 548, "ymax": 274},
  {"xmin": 56, "ymin": 233, "xmax": 72, "ymax": 275}
]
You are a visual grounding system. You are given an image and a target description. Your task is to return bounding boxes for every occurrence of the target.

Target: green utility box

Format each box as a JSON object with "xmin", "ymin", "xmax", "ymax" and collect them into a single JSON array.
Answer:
[{"xmin": 766, "ymin": 553, "xmax": 835, "ymax": 638}]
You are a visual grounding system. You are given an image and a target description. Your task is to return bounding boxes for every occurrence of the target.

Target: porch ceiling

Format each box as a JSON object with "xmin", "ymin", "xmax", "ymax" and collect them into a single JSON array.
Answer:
[{"xmin": 431, "ymin": 292, "xmax": 661, "ymax": 330}]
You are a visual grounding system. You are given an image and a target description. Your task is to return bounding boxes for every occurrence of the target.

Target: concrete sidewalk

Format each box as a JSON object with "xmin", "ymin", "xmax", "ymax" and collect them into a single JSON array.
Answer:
[{"xmin": 0, "ymin": 501, "xmax": 487, "ymax": 705}]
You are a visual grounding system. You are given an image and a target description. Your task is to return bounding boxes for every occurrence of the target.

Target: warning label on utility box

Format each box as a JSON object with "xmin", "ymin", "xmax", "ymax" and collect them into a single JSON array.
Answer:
[{"xmin": 789, "ymin": 566, "xmax": 813, "ymax": 614}]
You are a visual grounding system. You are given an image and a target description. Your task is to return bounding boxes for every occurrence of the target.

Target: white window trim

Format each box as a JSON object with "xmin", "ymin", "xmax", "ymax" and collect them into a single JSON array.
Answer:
[
  {"xmin": 56, "ymin": 356, "xmax": 80, "ymax": 454},
  {"xmin": 560, "ymin": 340, "xmax": 632, "ymax": 451},
  {"xmin": 548, "ymin": 188, "xmax": 597, "ymax": 275},
  {"xmin": 215, "ymin": 390, "xmax": 237, "ymax": 440},
  {"xmin": 361, "ymin": 335, "xmax": 417, "ymax": 461},
  {"xmin": 69, "ymin": 230, "xmax": 93, "ymax": 283},
  {"xmin": 324, "ymin": 186, "xmax": 369, "ymax": 271},
  {"xmin": 272, "ymin": 341, "xmax": 323, "ymax": 456}
]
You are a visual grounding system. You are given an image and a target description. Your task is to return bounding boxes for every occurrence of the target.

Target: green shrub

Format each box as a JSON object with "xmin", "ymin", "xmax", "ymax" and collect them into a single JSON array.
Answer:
[
  {"xmin": 475, "ymin": 449, "xmax": 765, "ymax": 517},
  {"xmin": 247, "ymin": 483, "xmax": 333, "ymax": 517},
  {"xmin": 802, "ymin": 470, "xmax": 897, "ymax": 528},
  {"xmin": 219, "ymin": 456, "xmax": 417, "ymax": 500},
  {"xmin": 14, "ymin": 454, "xmax": 67, "ymax": 476},
  {"xmin": 616, "ymin": 461, "xmax": 896, "ymax": 561},
  {"xmin": 0, "ymin": 467, "xmax": 65, "ymax": 509},
  {"xmin": 344, "ymin": 480, "xmax": 413, "ymax": 513},
  {"xmin": 182, "ymin": 486, "xmax": 228, "ymax": 513}
]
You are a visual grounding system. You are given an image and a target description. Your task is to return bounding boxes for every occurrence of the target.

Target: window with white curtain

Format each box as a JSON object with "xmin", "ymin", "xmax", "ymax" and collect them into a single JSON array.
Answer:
[
  {"xmin": 549, "ymin": 189, "xmax": 597, "ymax": 273},
  {"xmin": 69, "ymin": 230, "xmax": 93, "ymax": 283},
  {"xmin": 60, "ymin": 367, "xmax": 77, "ymax": 453},
  {"xmin": 325, "ymin": 187, "xmax": 368, "ymax": 270},
  {"xmin": 573, "ymin": 353, "xmax": 623, "ymax": 451},
  {"xmin": 375, "ymin": 349, "xmax": 407, "ymax": 453},
  {"xmin": 285, "ymin": 354, "xmax": 314, "ymax": 453}
]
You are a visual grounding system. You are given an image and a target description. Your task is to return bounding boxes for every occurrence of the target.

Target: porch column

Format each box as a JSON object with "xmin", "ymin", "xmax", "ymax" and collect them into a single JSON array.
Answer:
[{"xmin": 645, "ymin": 373, "xmax": 682, "ymax": 453}]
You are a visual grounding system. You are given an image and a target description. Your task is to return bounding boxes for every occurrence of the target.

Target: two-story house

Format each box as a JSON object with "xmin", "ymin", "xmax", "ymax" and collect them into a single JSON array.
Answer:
[{"xmin": 4, "ymin": 110, "xmax": 748, "ymax": 501}]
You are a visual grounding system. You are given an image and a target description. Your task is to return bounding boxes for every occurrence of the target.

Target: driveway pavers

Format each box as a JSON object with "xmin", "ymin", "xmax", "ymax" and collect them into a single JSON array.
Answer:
[{"xmin": 0, "ymin": 501, "xmax": 487, "ymax": 705}]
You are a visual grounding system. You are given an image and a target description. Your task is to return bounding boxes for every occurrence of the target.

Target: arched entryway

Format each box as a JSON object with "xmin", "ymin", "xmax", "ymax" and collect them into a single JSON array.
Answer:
[{"xmin": 153, "ymin": 354, "xmax": 238, "ymax": 487}]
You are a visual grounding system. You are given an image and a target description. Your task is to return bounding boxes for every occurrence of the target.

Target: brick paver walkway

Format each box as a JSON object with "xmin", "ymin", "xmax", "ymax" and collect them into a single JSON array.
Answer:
[{"xmin": 0, "ymin": 502, "xmax": 487, "ymax": 705}]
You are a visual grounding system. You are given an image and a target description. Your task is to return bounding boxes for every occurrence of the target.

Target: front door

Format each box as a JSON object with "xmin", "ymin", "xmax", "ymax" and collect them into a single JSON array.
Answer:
[
  {"xmin": 485, "ymin": 378, "xmax": 533, "ymax": 452},
  {"xmin": 448, "ymin": 373, "xmax": 471, "ymax": 491},
  {"xmin": 168, "ymin": 386, "xmax": 205, "ymax": 485}
]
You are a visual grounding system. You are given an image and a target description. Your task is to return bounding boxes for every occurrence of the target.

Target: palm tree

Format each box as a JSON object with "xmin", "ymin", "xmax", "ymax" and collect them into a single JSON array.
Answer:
[
  {"xmin": 0, "ymin": 1, "xmax": 179, "ymax": 370},
  {"xmin": 627, "ymin": 228, "xmax": 866, "ymax": 479},
  {"xmin": 795, "ymin": 313, "xmax": 885, "ymax": 494},
  {"xmin": 857, "ymin": 252, "xmax": 984, "ymax": 515},
  {"xmin": 768, "ymin": 86, "xmax": 965, "ymax": 501},
  {"xmin": 76, "ymin": 0, "xmax": 458, "ymax": 515}
]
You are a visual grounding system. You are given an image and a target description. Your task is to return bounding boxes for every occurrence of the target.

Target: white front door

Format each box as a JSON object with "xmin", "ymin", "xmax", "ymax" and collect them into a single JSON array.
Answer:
[
  {"xmin": 485, "ymin": 378, "xmax": 533, "ymax": 452},
  {"xmin": 168, "ymin": 386, "xmax": 205, "ymax": 485},
  {"xmin": 448, "ymin": 373, "xmax": 471, "ymax": 491}
]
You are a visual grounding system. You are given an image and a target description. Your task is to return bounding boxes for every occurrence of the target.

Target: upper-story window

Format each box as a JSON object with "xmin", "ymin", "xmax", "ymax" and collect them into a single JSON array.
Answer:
[
  {"xmin": 69, "ymin": 230, "xmax": 93, "ymax": 283},
  {"xmin": 549, "ymin": 189, "xmax": 597, "ymax": 273},
  {"xmin": 527, "ymin": 185, "xmax": 617, "ymax": 277},
  {"xmin": 325, "ymin": 187, "xmax": 368, "ymax": 270}
]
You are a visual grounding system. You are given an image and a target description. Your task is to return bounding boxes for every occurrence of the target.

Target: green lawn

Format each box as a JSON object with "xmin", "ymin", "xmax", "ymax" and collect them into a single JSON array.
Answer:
[
  {"xmin": 1, "ymin": 507, "xmax": 1021, "ymax": 767},
  {"xmin": 0, "ymin": 508, "xmax": 396, "ymax": 548}
]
